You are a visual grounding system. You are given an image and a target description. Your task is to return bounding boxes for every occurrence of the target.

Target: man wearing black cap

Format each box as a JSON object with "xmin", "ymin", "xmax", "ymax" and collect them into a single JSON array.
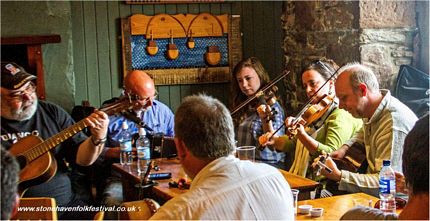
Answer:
[{"xmin": 0, "ymin": 62, "xmax": 109, "ymax": 219}]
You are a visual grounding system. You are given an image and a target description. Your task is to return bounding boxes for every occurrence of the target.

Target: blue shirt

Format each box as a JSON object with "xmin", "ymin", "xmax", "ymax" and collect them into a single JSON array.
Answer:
[{"xmin": 106, "ymin": 100, "xmax": 175, "ymax": 147}]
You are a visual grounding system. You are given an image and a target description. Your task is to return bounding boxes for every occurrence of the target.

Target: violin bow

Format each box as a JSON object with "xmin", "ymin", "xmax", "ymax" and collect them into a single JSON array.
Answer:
[
  {"xmin": 231, "ymin": 70, "xmax": 290, "ymax": 116},
  {"xmin": 268, "ymin": 61, "xmax": 340, "ymax": 140}
]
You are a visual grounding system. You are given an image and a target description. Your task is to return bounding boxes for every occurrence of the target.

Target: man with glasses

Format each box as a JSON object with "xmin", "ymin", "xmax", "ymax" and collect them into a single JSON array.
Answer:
[
  {"xmin": 106, "ymin": 70, "xmax": 174, "ymax": 146},
  {"xmin": 97, "ymin": 70, "xmax": 174, "ymax": 219},
  {"xmin": 0, "ymin": 62, "xmax": 109, "ymax": 219}
]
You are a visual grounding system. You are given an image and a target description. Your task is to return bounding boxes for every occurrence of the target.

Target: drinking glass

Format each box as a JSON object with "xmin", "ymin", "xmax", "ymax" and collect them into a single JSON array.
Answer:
[
  {"xmin": 291, "ymin": 189, "xmax": 300, "ymax": 215},
  {"xmin": 235, "ymin": 146, "xmax": 256, "ymax": 162}
]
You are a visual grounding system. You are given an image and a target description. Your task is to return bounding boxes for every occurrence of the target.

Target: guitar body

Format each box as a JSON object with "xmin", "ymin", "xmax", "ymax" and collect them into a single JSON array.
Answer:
[
  {"xmin": 333, "ymin": 142, "xmax": 367, "ymax": 173},
  {"xmin": 324, "ymin": 142, "xmax": 368, "ymax": 196},
  {"xmin": 8, "ymin": 135, "xmax": 57, "ymax": 196},
  {"xmin": 5, "ymin": 95, "xmax": 138, "ymax": 196}
]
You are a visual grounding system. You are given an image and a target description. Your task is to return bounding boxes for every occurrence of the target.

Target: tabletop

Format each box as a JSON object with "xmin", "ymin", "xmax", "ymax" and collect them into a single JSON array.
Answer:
[
  {"xmin": 112, "ymin": 158, "xmax": 319, "ymax": 201},
  {"xmin": 296, "ymin": 192, "xmax": 383, "ymax": 220}
]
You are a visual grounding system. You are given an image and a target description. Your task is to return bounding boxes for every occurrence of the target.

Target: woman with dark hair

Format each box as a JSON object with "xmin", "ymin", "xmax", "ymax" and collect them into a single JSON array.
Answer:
[
  {"xmin": 261, "ymin": 58, "xmax": 361, "ymax": 178},
  {"xmin": 231, "ymin": 57, "xmax": 286, "ymax": 169}
]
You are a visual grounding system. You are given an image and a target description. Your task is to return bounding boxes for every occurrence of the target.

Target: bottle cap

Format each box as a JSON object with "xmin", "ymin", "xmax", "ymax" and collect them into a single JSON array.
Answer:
[
  {"xmin": 383, "ymin": 160, "xmax": 390, "ymax": 166},
  {"xmin": 122, "ymin": 121, "xmax": 129, "ymax": 129},
  {"xmin": 139, "ymin": 127, "xmax": 146, "ymax": 136}
]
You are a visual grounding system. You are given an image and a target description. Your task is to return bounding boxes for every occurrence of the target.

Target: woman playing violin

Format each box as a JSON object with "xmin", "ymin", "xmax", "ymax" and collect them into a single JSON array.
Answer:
[
  {"xmin": 261, "ymin": 58, "xmax": 362, "ymax": 178},
  {"xmin": 231, "ymin": 57, "xmax": 286, "ymax": 169}
]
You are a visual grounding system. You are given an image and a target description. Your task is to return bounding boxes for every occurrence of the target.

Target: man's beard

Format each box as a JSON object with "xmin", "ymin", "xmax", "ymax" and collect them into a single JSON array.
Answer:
[{"xmin": 1, "ymin": 99, "xmax": 38, "ymax": 121}]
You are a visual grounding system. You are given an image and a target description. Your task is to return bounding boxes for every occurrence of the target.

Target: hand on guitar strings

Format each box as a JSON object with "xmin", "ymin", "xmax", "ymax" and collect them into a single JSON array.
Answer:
[
  {"xmin": 85, "ymin": 109, "xmax": 109, "ymax": 142},
  {"xmin": 329, "ymin": 144, "xmax": 349, "ymax": 159},
  {"xmin": 311, "ymin": 155, "xmax": 342, "ymax": 182}
]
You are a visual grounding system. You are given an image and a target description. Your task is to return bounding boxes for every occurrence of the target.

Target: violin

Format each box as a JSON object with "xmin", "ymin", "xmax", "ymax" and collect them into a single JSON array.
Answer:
[
  {"xmin": 286, "ymin": 93, "xmax": 334, "ymax": 138},
  {"xmin": 258, "ymin": 60, "xmax": 340, "ymax": 145},
  {"xmin": 258, "ymin": 94, "xmax": 334, "ymax": 145}
]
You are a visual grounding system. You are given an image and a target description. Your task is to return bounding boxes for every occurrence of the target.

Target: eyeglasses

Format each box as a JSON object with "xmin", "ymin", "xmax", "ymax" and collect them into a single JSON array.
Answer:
[
  {"xmin": 125, "ymin": 89, "xmax": 158, "ymax": 104},
  {"xmin": 138, "ymin": 90, "xmax": 158, "ymax": 103},
  {"xmin": 2, "ymin": 82, "xmax": 36, "ymax": 102}
]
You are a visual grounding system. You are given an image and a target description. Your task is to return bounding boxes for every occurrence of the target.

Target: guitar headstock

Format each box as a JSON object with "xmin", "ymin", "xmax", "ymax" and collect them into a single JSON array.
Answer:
[{"xmin": 100, "ymin": 95, "xmax": 139, "ymax": 116}]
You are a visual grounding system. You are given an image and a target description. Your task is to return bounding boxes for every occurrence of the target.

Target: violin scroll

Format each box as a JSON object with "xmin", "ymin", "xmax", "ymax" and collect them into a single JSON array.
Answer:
[{"xmin": 262, "ymin": 86, "xmax": 278, "ymax": 106}]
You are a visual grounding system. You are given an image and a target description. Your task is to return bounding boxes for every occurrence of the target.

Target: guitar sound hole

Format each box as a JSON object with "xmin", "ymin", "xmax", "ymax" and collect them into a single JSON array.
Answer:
[{"xmin": 16, "ymin": 155, "xmax": 27, "ymax": 169}]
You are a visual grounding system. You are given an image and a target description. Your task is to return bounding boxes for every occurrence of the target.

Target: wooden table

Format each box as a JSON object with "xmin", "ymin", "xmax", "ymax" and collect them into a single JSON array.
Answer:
[
  {"xmin": 112, "ymin": 158, "xmax": 319, "ymax": 202},
  {"xmin": 296, "ymin": 193, "xmax": 381, "ymax": 220},
  {"xmin": 277, "ymin": 169, "xmax": 319, "ymax": 200}
]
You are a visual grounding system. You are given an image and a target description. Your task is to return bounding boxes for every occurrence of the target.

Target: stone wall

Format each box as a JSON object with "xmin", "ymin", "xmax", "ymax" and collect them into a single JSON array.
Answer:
[
  {"xmin": 282, "ymin": 0, "xmax": 423, "ymax": 114},
  {"xmin": 282, "ymin": 1, "xmax": 360, "ymax": 113},
  {"xmin": 359, "ymin": 0, "xmax": 416, "ymax": 90}
]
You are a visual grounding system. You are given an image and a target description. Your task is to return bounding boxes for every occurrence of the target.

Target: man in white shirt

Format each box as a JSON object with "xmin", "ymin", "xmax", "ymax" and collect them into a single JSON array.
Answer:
[{"xmin": 149, "ymin": 94, "xmax": 294, "ymax": 220}]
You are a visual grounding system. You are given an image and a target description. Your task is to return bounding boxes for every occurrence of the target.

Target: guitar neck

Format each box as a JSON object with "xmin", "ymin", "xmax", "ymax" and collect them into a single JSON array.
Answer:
[
  {"xmin": 21, "ymin": 96, "xmax": 136, "ymax": 163},
  {"xmin": 23, "ymin": 119, "xmax": 88, "ymax": 162}
]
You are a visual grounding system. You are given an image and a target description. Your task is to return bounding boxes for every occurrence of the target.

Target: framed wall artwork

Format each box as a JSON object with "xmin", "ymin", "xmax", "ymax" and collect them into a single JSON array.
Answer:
[{"xmin": 121, "ymin": 13, "xmax": 242, "ymax": 85}]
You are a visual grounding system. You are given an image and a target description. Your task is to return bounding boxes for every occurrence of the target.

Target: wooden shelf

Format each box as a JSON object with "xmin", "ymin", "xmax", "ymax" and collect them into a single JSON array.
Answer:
[{"xmin": 1, "ymin": 35, "xmax": 60, "ymax": 45}]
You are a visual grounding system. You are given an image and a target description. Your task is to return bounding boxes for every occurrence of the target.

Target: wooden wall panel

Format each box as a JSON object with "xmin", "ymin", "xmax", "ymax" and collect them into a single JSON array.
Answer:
[
  {"xmin": 71, "ymin": 2, "xmax": 88, "ymax": 104},
  {"xmin": 71, "ymin": 1, "xmax": 284, "ymax": 112},
  {"xmin": 83, "ymin": 2, "xmax": 100, "ymax": 106},
  {"xmin": 95, "ymin": 2, "xmax": 113, "ymax": 105},
  {"xmin": 107, "ymin": 2, "xmax": 122, "ymax": 92}
]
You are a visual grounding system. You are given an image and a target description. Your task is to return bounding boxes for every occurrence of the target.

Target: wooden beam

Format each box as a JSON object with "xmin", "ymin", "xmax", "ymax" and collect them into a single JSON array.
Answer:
[{"xmin": 1, "ymin": 35, "xmax": 61, "ymax": 45}]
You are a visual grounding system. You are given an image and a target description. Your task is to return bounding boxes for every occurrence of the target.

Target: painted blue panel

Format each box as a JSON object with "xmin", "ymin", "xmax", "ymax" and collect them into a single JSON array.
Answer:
[{"xmin": 131, "ymin": 35, "xmax": 229, "ymax": 69}]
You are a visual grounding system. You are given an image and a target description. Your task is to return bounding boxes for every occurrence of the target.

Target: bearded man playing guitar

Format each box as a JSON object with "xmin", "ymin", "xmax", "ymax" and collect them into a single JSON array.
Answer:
[{"xmin": 0, "ymin": 62, "xmax": 109, "ymax": 219}]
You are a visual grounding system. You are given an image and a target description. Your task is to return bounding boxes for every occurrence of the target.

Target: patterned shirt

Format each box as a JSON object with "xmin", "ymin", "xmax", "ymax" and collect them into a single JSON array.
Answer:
[{"xmin": 236, "ymin": 101, "xmax": 285, "ymax": 163}]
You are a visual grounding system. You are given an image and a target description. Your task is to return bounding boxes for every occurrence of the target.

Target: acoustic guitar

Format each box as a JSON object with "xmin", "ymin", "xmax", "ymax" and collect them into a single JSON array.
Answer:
[
  {"xmin": 9, "ymin": 96, "xmax": 138, "ymax": 196},
  {"xmin": 332, "ymin": 142, "xmax": 367, "ymax": 173},
  {"xmin": 322, "ymin": 142, "xmax": 367, "ymax": 196}
]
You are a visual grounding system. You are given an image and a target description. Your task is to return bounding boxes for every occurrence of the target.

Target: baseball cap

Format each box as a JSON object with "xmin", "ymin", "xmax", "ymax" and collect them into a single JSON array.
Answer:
[{"xmin": 1, "ymin": 62, "xmax": 37, "ymax": 90}]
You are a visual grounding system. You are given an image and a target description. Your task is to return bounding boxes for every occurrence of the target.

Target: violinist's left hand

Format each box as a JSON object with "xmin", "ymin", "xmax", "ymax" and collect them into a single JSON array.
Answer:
[
  {"xmin": 257, "ymin": 104, "xmax": 272, "ymax": 120},
  {"xmin": 312, "ymin": 156, "xmax": 342, "ymax": 181},
  {"xmin": 285, "ymin": 117, "xmax": 306, "ymax": 136},
  {"xmin": 294, "ymin": 123, "xmax": 306, "ymax": 137}
]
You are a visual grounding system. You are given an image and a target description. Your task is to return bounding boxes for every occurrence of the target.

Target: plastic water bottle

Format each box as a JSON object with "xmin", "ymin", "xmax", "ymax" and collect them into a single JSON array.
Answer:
[
  {"xmin": 136, "ymin": 128, "xmax": 151, "ymax": 173},
  {"xmin": 379, "ymin": 160, "xmax": 396, "ymax": 213},
  {"xmin": 119, "ymin": 121, "xmax": 132, "ymax": 165}
]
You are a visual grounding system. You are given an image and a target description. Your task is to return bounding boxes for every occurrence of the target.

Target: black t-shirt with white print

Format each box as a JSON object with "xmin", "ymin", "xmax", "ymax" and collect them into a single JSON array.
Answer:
[{"xmin": 1, "ymin": 100, "xmax": 88, "ymax": 207}]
